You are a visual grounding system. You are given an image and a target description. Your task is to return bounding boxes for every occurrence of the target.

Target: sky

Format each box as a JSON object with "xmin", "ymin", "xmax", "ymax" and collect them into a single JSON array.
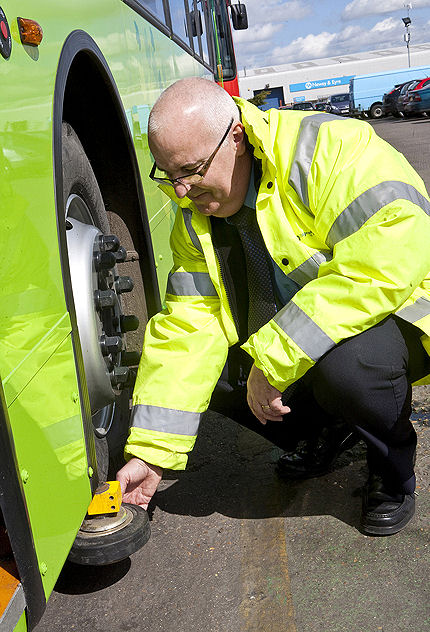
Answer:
[{"xmin": 232, "ymin": 0, "xmax": 430, "ymax": 71}]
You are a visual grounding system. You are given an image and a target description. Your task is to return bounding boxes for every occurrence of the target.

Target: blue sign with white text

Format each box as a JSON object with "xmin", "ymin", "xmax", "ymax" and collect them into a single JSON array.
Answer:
[{"xmin": 290, "ymin": 75, "xmax": 354, "ymax": 92}]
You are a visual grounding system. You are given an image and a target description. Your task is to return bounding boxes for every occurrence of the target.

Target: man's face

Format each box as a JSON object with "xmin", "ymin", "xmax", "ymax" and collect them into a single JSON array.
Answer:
[{"xmin": 149, "ymin": 119, "xmax": 251, "ymax": 218}]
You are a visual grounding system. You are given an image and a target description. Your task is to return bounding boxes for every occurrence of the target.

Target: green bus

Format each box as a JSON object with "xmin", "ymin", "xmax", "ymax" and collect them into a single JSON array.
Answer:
[{"xmin": 0, "ymin": 1, "xmax": 247, "ymax": 629}]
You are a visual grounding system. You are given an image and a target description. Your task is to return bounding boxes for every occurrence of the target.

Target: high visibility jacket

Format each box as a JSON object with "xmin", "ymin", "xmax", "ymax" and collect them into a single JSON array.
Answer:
[{"xmin": 125, "ymin": 98, "xmax": 430, "ymax": 470}]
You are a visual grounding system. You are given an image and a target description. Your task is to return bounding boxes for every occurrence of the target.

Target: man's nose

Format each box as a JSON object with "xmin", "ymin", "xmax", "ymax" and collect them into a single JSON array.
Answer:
[{"xmin": 173, "ymin": 181, "xmax": 191, "ymax": 198}]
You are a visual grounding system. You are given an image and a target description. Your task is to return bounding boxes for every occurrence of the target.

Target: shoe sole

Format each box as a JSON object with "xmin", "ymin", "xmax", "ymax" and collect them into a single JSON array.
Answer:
[
  {"xmin": 276, "ymin": 432, "xmax": 360, "ymax": 480},
  {"xmin": 360, "ymin": 506, "xmax": 415, "ymax": 536}
]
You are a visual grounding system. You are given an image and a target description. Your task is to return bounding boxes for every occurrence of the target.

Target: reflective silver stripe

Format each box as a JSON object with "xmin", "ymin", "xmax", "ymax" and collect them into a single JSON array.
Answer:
[
  {"xmin": 182, "ymin": 208, "xmax": 203, "ymax": 253},
  {"xmin": 167, "ymin": 271, "xmax": 217, "ymax": 296},
  {"xmin": 288, "ymin": 113, "xmax": 342, "ymax": 209},
  {"xmin": 396, "ymin": 297, "xmax": 430, "ymax": 323},
  {"xmin": 274, "ymin": 301, "xmax": 335, "ymax": 361},
  {"xmin": 131, "ymin": 404, "xmax": 201, "ymax": 436},
  {"xmin": 327, "ymin": 181, "xmax": 430, "ymax": 248},
  {"xmin": 287, "ymin": 251, "xmax": 332, "ymax": 287},
  {"xmin": 0, "ymin": 584, "xmax": 25, "ymax": 631}
]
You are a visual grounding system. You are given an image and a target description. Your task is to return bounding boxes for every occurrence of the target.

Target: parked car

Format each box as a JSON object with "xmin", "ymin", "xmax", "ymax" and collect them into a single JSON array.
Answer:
[
  {"xmin": 349, "ymin": 65, "xmax": 430, "ymax": 118},
  {"xmin": 382, "ymin": 82, "xmax": 408, "ymax": 117},
  {"xmin": 396, "ymin": 79, "xmax": 421, "ymax": 116},
  {"xmin": 404, "ymin": 85, "xmax": 430, "ymax": 116},
  {"xmin": 314, "ymin": 102, "xmax": 327, "ymax": 111},
  {"xmin": 409, "ymin": 76, "xmax": 430, "ymax": 92},
  {"xmin": 400, "ymin": 76, "xmax": 430, "ymax": 117},
  {"xmin": 325, "ymin": 93, "xmax": 350, "ymax": 116},
  {"xmin": 292, "ymin": 101, "xmax": 315, "ymax": 110}
]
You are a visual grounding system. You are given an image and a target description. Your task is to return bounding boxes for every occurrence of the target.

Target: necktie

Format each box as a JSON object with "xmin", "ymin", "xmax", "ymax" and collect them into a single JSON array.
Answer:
[
  {"xmin": 228, "ymin": 206, "xmax": 298, "ymax": 404},
  {"xmin": 228, "ymin": 205, "xmax": 277, "ymax": 336}
]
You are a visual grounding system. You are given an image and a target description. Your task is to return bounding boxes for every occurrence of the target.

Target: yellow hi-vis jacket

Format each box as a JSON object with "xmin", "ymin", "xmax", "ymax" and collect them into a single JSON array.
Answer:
[{"xmin": 125, "ymin": 98, "xmax": 430, "ymax": 470}]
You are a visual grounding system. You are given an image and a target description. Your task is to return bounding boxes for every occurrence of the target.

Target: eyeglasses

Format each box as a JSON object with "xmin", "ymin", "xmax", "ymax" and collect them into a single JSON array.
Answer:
[{"xmin": 149, "ymin": 117, "xmax": 234, "ymax": 187}]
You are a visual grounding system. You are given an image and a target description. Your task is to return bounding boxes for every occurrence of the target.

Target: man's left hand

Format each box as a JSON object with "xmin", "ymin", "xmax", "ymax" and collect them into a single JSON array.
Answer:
[{"xmin": 247, "ymin": 364, "xmax": 291, "ymax": 425}]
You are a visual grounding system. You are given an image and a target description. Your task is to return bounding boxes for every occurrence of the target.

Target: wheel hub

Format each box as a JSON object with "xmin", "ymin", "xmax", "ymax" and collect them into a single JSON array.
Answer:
[{"xmin": 66, "ymin": 198, "xmax": 139, "ymax": 419}]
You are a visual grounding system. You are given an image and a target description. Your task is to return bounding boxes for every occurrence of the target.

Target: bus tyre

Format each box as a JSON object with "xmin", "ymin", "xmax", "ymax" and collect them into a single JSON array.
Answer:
[
  {"xmin": 67, "ymin": 504, "xmax": 150, "ymax": 566},
  {"xmin": 369, "ymin": 103, "xmax": 383, "ymax": 119},
  {"xmin": 62, "ymin": 122, "xmax": 138, "ymax": 479}
]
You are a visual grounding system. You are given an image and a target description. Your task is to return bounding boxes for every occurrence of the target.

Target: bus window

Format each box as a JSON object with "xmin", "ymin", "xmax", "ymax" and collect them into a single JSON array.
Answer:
[
  {"xmin": 137, "ymin": 0, "xmax": 165, "ymax": 22},
  {"xmin": 169, "ymin": 0, "xmax": 193, "ymax": 48},
  {"xmin": 190, "ymin": 0, "xmax": 210, "ymax": 65},
  {"xmin": 214, "ymin": 0, "xmax": 235, "ymax": 82}
]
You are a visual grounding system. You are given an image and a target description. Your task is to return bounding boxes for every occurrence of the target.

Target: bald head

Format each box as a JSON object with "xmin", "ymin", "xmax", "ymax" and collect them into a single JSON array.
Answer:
[
  {"xmin": 148, "ymin": 77, "xmax": 240, "ymax": 144},
  {"xmin": 147, "ymin": 77, "xmax": 251, "ymax": 219}
]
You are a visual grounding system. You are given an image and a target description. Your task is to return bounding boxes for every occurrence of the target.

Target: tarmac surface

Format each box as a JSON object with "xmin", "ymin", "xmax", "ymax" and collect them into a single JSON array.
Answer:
[{"xmin": 40, "ymin": 116, "xmax": 430, "ymax": 632}]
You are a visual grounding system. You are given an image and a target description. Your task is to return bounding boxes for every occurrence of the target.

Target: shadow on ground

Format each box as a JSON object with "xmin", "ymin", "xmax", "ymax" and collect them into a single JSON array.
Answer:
[{"xmin": 152, "ymin": 409, "xmax": 369, "ymax": 531}]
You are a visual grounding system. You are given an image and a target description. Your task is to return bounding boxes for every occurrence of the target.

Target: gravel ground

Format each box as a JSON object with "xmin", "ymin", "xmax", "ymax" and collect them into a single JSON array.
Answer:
[{"xmin": 411, "ymin": 385, "xmax": 430, "ymax": 489}]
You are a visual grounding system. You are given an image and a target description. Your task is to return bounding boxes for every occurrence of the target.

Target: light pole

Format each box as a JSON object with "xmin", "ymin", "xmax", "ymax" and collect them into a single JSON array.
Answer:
[{"xmin": 402, "ymin": 9, "xmax": 411, "ymax": 68}]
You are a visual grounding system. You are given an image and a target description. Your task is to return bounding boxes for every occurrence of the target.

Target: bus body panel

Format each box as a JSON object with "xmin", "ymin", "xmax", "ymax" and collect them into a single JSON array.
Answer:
[
  {"xmin": 0, "ymin": 0, "xmax": 242, "ymax": 622},
  {"xmin": 7, "ymin": 336, "xmax": 92, "ymax": 598},
  {"xmin": 0, "ymin": 0, "xmax": 206, "ymax": 613}
]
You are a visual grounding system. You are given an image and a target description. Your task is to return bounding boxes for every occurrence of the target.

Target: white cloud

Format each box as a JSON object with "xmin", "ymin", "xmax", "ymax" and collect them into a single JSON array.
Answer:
[
  {"xmin": 234, "ymin": 22, "xmax": 283, "ymax": 44},
  {"xmin": 342, "ymin": 0, "xmax": 430, "ymax": 20},
  {"xmin": 244, "ymin": 0, "xmax": 311, "ymax": 25},
  {"xmin": 233, "ymin": 0, "xmax": 311, "ymax": 68},
  {"xmin": 271, "ymin": 31, "xmax": 336, "ymax": 63},
  {"xmin": 269, "ymin": 16, "xmax": 415, "ymax": 65}
]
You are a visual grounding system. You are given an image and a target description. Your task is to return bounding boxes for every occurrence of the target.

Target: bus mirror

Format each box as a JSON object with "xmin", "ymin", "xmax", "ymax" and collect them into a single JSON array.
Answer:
[
  {"xmin": 189, "ymin": 9, "xmax": 203, "ymax": 37},
  {"xmin": 230, "ymin": 2, "xmax": 248, "ymax": 30}
]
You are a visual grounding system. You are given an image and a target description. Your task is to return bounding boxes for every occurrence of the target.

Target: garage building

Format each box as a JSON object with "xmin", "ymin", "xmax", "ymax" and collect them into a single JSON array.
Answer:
[{"xmin": 238, "ymin": 43, "xmax": 430, "ymax": 108}]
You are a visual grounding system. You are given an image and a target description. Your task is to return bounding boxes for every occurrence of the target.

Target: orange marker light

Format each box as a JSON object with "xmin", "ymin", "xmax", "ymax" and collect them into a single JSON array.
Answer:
[{"xmin": 17, "ymin": 17, "xmax": 43, "ymax": 46}]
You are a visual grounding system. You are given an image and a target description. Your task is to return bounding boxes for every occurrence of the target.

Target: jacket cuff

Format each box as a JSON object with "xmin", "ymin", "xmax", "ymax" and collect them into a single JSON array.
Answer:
[{"xmin": 124, "ymin": 427, "xmax": 197, "ymax": 470}]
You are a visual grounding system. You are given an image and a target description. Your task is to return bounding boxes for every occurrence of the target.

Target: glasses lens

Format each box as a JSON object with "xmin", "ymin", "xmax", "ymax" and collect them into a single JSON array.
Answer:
[{"xmin": 178, "ymin": 173, "xmax": 203, "ymax": 185}]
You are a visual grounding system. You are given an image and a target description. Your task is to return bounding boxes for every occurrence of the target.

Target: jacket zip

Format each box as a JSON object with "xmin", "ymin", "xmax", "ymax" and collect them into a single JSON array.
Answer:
[{"xmin": 213, "ymin": 245, "xmax": 241, "ymax": 336}]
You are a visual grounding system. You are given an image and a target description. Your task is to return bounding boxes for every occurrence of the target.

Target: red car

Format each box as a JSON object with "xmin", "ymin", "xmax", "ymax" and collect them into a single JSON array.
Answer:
[
  {"xmin": 398, "ymin": 77, "xmax": 430, "ymax": 116},
  {"xmin": 410, "ymin": 76, "xmax": 430, "ymax": 91}
]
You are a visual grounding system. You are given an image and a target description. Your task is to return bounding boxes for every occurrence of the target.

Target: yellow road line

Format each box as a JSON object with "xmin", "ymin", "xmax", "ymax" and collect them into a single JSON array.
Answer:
[{"xmin": 239, "ymin": 516, "xmax": 296, "ymax": 631}]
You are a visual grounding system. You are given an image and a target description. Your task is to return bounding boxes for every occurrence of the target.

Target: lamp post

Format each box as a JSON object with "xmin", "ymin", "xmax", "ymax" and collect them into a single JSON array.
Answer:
[{"xmin": 402, "ymin": 13, "xmax": 411, "ymax": 68}]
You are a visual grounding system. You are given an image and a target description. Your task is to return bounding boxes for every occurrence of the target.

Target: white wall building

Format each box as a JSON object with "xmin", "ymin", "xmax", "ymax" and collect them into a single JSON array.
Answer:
[{"xmin": 238, "ymin": 43, "xmax": 430, "ymax": 108}]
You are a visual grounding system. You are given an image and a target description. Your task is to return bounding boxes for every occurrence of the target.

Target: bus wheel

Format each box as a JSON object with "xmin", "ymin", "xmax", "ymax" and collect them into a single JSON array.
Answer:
[
  {"xmin": 62, "ymin": 122, "xmax": 138, "ymax": 481},
  {"xmin": 369, "ymin": 103, "xmax": 383, "ymax": 119},
  {"xmin": 67, "ymin": 503, "xmax": 150, "ymax": 566}
]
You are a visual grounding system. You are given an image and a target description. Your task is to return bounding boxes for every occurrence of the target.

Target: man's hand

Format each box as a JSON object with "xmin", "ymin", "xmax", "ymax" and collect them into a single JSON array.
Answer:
[
  {"xmin": 116, "ymin": 458, "xmax": 163, "ymax": 510},
  {"xmin": 247, "ymin": 364, "xmax": 291, "ymax": 425}
]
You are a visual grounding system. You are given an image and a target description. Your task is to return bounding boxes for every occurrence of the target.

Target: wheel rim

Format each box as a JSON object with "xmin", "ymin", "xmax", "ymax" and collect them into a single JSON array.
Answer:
[{"xmin": 66, "ymin": 194, "xmax": 137, "ymax": 434}]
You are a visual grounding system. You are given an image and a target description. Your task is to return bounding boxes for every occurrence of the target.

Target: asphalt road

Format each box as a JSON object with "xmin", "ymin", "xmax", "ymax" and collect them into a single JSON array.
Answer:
[{"xmin": 40, "ymin": 116, "xmax": 430, "ymax": 632}]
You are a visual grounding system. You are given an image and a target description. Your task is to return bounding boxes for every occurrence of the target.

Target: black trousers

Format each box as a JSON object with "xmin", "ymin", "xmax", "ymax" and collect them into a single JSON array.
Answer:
[{"xmin": 209, "ymin": 316, "xmax": 430, "ymax": 494}]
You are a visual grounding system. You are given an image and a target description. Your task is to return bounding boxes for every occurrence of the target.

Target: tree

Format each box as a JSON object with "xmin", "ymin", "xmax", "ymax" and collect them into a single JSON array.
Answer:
[{"xmin": 248, "ymin": 84, "xmax": 271, "ymax": 107}]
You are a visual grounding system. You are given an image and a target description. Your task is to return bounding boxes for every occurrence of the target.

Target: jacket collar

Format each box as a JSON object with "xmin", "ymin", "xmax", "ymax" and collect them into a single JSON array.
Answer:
[{"xmin": 233, "ymin": 97, "xmax": 276, "ymax": 171}]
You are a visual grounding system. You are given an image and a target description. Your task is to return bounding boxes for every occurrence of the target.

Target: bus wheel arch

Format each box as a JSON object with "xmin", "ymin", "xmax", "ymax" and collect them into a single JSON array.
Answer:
[{"xmin": 53, "ymin": 31, "xmax": 159, "ymax": 482}]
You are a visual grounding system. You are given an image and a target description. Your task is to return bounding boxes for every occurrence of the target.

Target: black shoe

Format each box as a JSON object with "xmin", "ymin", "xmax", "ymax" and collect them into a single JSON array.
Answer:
[
  {"xmin": 276, "ymin": 423, "xmax": 359, "ymax": 479},
  {"xmin": 360, "ymin": 473, "xmax": 415, "ymax": 536}
]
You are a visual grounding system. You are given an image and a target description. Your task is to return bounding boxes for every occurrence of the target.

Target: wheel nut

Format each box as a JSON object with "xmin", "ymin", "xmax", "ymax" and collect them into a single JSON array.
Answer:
[
  {"xmin": 110, "ymin": 366, "xmax": 129, "ymax": 387},
  {"xmin": 99, "ymin": 234, "xmax": 120, "ymax": 252},
  {"xmin": 114, "ymin": 246, "xmax": 127, "ymax": 263},
  {"xmin": 115, "ymin": 276, "xmax": 134, "ymax": 294},
  {"xmin": 99, "ymin": 335, "xmax": 123, "ymax": 356},
  {"xmin": 94, "ymin": 289, "xmax": 117, "ymax": 310},
  {"xmin": 94, "ymin": 251, "xmax": 116, "ymax": 271},
  {"xmin": 120, "ymin": 315, "xmax": 139, "ymax": 332},
  {"xmin": 122, "ymin": 351, "xmax": 141, "ymax": 366}
]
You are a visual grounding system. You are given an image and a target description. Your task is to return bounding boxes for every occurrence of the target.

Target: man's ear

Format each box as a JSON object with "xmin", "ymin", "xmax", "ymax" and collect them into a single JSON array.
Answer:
[{"xmin": 232, "ymin": 122, "xmax": 247, "ymax": 156}]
